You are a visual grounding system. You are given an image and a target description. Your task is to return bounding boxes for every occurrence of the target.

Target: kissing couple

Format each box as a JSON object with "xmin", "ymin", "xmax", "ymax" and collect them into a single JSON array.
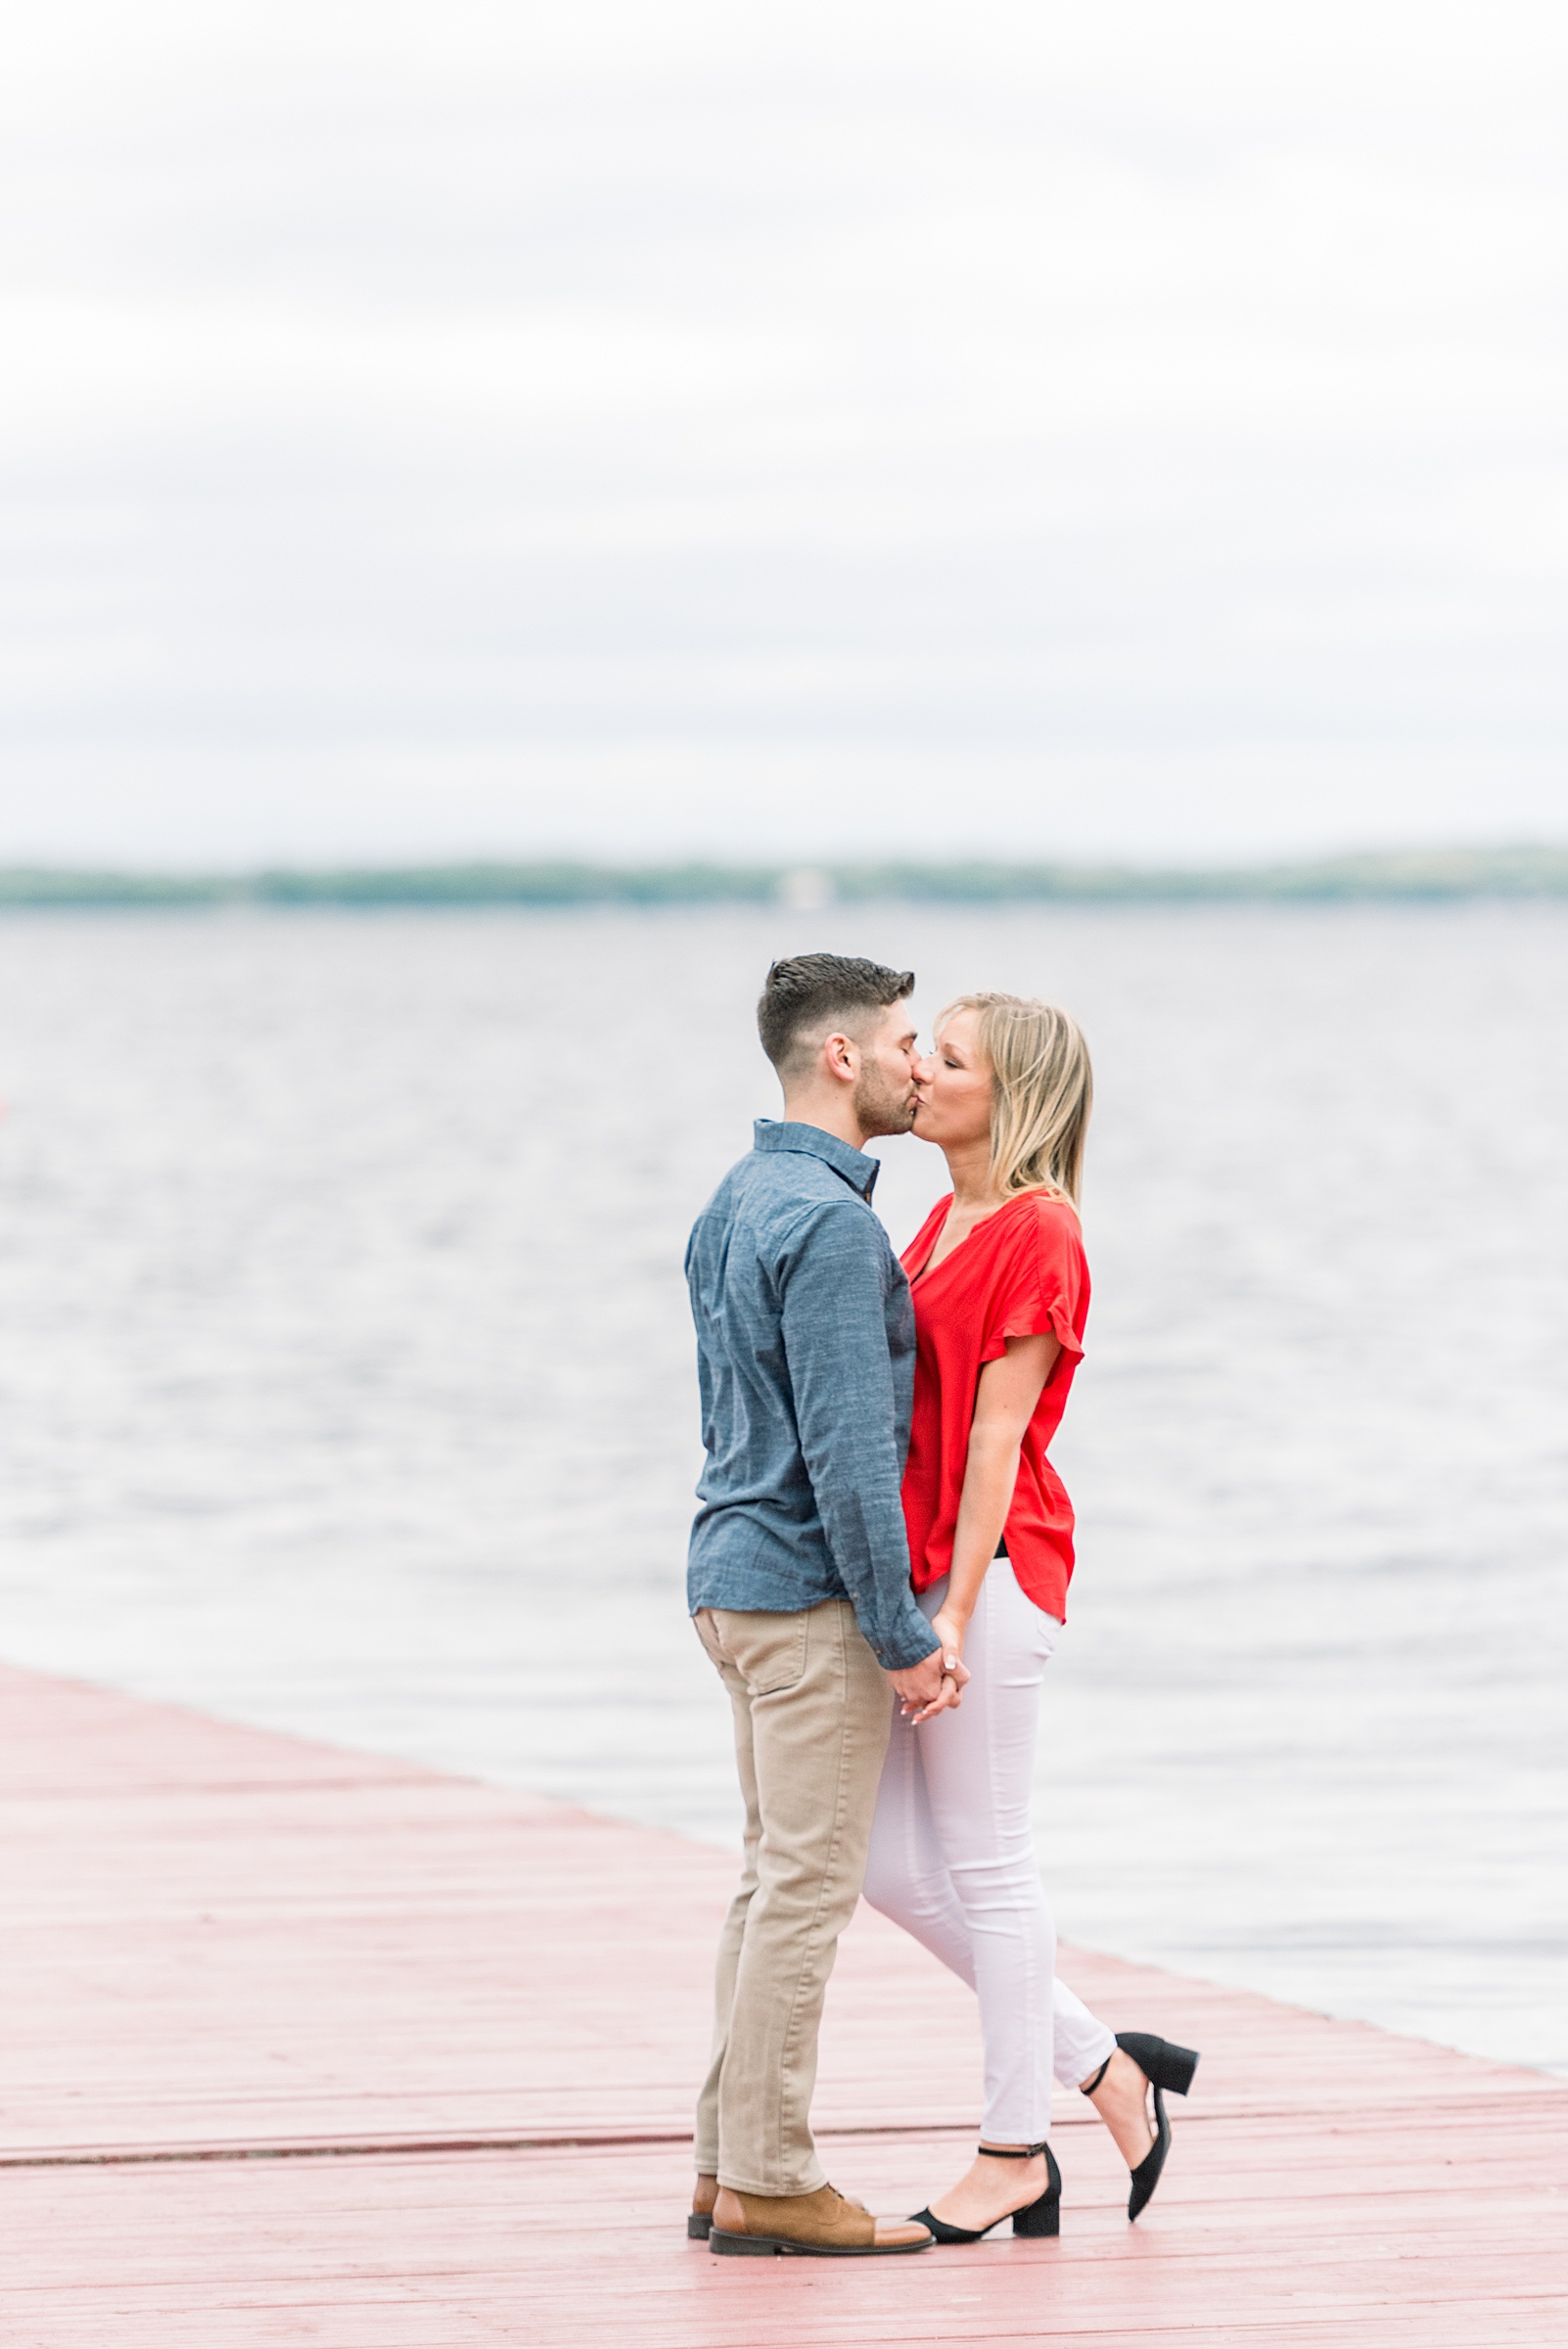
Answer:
[{"xmin": 684, "ymin": 953, "xmax": 1198, "ymax": 2257}]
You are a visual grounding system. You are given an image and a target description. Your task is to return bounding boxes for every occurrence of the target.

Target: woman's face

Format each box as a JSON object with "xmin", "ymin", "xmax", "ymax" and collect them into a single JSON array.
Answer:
[{"xmin": 911, "ymin": 1008, "xmax": 993, "ymax": 1150}]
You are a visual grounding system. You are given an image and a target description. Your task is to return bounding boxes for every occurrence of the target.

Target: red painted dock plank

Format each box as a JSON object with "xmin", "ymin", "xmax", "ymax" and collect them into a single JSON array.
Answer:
[{"xmin": 3, "ymin": 1660, "xmax": 1565, "ymax": 2345}]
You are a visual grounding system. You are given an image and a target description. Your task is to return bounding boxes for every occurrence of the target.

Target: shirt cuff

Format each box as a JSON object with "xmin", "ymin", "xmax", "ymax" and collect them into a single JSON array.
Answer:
[{"xmin": 876, "ymin": 1617, "xmax": 942, "ymax": 1671}]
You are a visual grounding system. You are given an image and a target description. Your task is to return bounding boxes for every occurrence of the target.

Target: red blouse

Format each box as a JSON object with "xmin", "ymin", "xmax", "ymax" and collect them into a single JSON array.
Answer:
[{"xmin": 899, "ymin": 1189, "xmax": 1090, "ymax": 1621}]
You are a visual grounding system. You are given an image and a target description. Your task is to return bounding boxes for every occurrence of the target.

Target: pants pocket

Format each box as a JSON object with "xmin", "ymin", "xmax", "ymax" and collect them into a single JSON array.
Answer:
[{"xmin": 723, "ymin": 1607, "xmax": 810, "ymax": 1695}]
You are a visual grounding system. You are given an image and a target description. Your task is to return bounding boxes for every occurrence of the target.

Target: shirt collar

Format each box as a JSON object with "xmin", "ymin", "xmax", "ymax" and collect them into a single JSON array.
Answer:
[{"xmin": 753, "ymin": 1118, "xmax": 881, "ymax": 1200}]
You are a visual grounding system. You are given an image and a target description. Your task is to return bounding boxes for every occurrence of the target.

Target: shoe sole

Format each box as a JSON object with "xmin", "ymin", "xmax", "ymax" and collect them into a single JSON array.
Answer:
[
  {"xmin": 710, "ymin": 2228, "xmax": 932, "ymax": 2257},
  {"xmin": 687, "ymin": 2213, "xmax": 713, "ymax": 2239}
]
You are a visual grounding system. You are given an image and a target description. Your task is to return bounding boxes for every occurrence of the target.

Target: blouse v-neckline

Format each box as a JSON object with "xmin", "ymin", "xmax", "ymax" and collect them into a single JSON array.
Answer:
[{"xmin": 909, "ymin": 1191, "xmax": 1023, "ymax": 1287}]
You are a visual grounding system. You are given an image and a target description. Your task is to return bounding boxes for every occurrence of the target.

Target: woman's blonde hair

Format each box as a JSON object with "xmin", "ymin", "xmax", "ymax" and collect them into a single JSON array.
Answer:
[{"xmin": 937, "ymin": 992, "xmax": 1093, "ymax": 1205}]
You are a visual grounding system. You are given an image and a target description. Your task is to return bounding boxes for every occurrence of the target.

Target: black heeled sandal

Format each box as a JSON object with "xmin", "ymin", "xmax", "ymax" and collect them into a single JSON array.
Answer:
[
  {"xmin": 909, "ymin": 2139, "xmax": 1062, "ymax": 2241},
  {"xmin": 1082, "ymin": 2032, "xmax": 1200, "ymax": 2221}
]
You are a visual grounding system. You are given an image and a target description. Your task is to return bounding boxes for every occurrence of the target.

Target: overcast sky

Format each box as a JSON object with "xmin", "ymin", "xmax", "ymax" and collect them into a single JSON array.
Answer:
[{"xmin": 3, "ymin": 0, "xmax": 1567, "ymax": 866}]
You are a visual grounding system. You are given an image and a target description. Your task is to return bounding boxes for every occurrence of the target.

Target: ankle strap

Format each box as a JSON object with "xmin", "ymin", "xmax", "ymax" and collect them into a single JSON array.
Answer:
[
  {"xmin": 1079, "ymin": 2056, "xmax": 1112, "ymax": 2097},
  {"xmin": 978, "ymin": 2140, "xmax": 1049, "ymax": 2159}
]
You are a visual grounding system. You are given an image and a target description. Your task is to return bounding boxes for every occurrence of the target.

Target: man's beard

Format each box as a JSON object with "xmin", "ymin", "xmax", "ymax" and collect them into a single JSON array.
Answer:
[{"xmin": 853, "ymin": 1065, "xmax": 918, "ymax": 1138}]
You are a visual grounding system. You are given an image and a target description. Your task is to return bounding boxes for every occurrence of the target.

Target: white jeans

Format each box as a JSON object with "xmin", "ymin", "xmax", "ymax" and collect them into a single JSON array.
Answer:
[{"xmin": 862, "ymin": 1568, "xmax": 1117, "ymax": 2143}]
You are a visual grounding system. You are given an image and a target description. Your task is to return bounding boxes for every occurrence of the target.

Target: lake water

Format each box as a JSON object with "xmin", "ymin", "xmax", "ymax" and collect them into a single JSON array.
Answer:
[{"xmin": 1, "ymin": 902, "xmax": 1564, "ymax": 2076}]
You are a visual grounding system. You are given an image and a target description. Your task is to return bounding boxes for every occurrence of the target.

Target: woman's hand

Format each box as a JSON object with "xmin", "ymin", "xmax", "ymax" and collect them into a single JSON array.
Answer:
[
  {"xmin": 930, "ymin": 1608, "xmax": 967, "ymax": 1667},
  {"xmin": 899, "ymin": 1613, "xmax": 971, "ymax": 1726}
]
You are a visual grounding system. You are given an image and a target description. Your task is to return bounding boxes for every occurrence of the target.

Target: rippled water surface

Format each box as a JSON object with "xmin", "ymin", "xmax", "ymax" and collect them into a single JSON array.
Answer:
[{"xmin": 1, "ymin": 903, "xmax": 1564, "ymax": 2072}]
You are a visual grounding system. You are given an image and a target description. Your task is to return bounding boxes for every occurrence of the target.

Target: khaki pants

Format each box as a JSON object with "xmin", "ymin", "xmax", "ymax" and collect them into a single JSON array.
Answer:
[{"xmin": 693, "ymin": 1597, "xmax": 893, "ymax": 2195}]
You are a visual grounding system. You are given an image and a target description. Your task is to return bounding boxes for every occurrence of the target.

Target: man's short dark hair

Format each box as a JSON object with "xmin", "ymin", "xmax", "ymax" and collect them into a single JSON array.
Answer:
[{"xmin": 757, "ymin": 953, "xmax": 916, "ymax": 1080}]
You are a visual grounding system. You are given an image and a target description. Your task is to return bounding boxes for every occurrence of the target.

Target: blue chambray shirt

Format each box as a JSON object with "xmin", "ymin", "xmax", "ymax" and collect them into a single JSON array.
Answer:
[{"xmin": 685, "ymin": 1119, "xmax": 940, "ymax": 1673}]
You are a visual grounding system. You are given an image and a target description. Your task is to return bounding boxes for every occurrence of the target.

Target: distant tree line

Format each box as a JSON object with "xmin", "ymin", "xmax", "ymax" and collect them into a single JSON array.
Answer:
[{"xmin": 0, "ymin": 847, "xmax": 1565, "ymax": 907}]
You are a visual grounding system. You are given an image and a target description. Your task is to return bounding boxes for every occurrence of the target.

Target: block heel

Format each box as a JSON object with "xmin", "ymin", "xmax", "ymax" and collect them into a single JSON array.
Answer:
[
  {"xmin": 1010, "ymin": 2151, "xmax": 1062, "ymax": 2237},
  {"xmin": 1117, "ymin": 2030, "xmax": 1199, "ymax": 2098}
]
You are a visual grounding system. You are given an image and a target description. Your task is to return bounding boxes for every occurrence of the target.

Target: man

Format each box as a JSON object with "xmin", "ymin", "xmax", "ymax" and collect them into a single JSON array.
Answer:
[{"xmin": 684, "ymin": 953, "xmax": 964, "ymax": 2258}]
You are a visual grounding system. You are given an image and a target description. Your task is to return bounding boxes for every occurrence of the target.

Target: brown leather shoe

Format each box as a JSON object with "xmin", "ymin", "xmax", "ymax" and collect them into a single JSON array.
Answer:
[
  {"xmin": 692, "ymin": 2175, "xmax": 867, "ymax": 2241},
  {"xmin": 710, "ymin": 2182, "xmax": 933, "ymax": 2257}
]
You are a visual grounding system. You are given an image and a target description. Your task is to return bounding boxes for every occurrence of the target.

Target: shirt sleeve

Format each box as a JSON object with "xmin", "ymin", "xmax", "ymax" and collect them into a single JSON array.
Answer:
[
  {"xmin": 778, "ymin": 1200, "xmax": 941, "ymax": 1672},
  {"xmin": 979, "ymin": 1199, "xmax": 1088, "ymax": 1367}
]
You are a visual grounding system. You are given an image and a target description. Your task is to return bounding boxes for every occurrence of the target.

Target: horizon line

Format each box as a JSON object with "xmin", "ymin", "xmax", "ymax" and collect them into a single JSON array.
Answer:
[{"xmin": 1, "ymin": 843, "xmax": 1566, "ymax": 908}]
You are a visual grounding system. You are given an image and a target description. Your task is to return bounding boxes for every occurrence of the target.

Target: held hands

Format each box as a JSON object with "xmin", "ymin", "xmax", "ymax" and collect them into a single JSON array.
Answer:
[{"xmin": 888, "ymin": 1615, "xmax": 970, "ymax": 1727}]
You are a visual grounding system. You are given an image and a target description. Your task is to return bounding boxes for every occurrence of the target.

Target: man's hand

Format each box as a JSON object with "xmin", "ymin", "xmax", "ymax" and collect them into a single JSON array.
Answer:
[{"xmin": 888, "ymin": 1644, "xmax": 970, "ymax": 1727}]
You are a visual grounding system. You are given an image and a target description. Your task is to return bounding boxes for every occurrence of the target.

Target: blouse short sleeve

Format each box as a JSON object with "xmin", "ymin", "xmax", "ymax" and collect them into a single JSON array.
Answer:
[{"xmin": 978, "ymin": 1195, "xmax": 1088, "ymax": 1367}]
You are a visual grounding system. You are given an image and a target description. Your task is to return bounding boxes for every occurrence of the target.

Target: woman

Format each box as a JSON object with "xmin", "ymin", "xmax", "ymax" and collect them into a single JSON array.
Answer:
[{"xmin": 862, "ymin": 992, "xmax": 1198, "ymax": 2240}]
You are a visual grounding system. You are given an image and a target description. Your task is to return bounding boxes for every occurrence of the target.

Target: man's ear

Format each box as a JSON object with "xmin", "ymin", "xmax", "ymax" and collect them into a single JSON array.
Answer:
[{"xmin": 822, "ymin": 1030, "xmax": 857, "ymax": 1084}]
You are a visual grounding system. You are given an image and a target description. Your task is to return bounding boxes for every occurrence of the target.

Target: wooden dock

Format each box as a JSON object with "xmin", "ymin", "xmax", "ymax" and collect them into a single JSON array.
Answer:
[{"xmin": 3, "ymin": 1658, "xmax": 1564, "ymax": 2345}]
